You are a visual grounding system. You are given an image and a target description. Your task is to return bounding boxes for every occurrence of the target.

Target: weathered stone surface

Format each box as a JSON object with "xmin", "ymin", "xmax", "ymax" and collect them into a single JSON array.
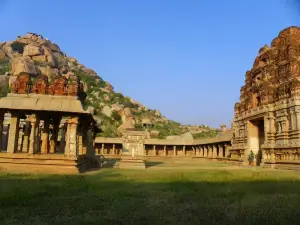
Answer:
[
  {"xmin": 23, "ymin": 44, "xmax": 42, "ymax": 56},
  {"xmin": 155, "ymin": 110, "xmax": 161, "ymax": 117},
  {"xmin": 123, "ymin": 107, "xmax": 132, "ymax": 116},
  {"xmin": 111, "ymin": 103, "xmax": 122, "ymax": 112},
  {"xmin": 82, "ymin": 68, "xmax": 97, "ymax": 76},
  {"xmin": 32, "ymin": 55, "xmax": 47, "ymax": 63},
  {"xmin": 0, "ymin": 42, "xmax": 6, "ymax": 49},
  {"xmin": 12, "ymin": 57, "xmax": 37, "ymax": 76},
  {"xmin": 45, "ymin": 42, "xmax": 61, "ymax": 53},
  {"xmin": 87, "ymin": 106, "xmax": 95, "ymax": 115},
  {"xmin": 102, "ymin": 105, "xmax": 112, "ymax": 117},
  {"xmin": 0, "ymin": 51, "xmax": 7, "ymax": 63}
]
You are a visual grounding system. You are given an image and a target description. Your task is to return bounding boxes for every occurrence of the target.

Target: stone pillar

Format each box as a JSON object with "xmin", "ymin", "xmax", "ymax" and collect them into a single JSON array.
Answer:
[
  {"xmin": 41, "ymin": 119, "xmax": 50, "ymax": 154},
  {"xmin": 101, "ymin": 143, "xmax": 104, "ymax": 155},
  {"xmin": 65, "ymin": 117, "xmax": 78, "ymax": 157},
  {"xmin": 224, "ymin": 144, "xmax": 230, "ymax": 158},
  {"xmin": 50, "ymin": 118, "xmax": 60, "ymax": 154},
  {"xmin": 22, "ymin": 121, "xmax": 30, "ymax": 153},
  {"xmin": 218, "ymin": 144, "xmax": 223, "ymax": 158},
  {"xmin": 7, "ymin": 112, "xmax": 20, "ymax": 154},
  {"xmin": 212, "ymin": 145, "xmax": 218, "ymax": 158},
  {"xmin": 0, "ymin": 112, "xmax": 4, "ymax": 152},
  {"xmin": 164, "ymin": 145, "xmax": 167, "ymax": 156},
  {"xmin": 64, "ymin": 122, "xmax": 71, "ymax": 155},
  {"xmin": 78, "ymin": 126, "xmax": 83, "ymax": 155},
  {"xmin": 28, "ymin": 115, "xmax": 39, "ymax": 154},
  {"xmin": 153, "ymin": 145, "xmax": 156, "ymax": 156},
  {"xmin": 183, "ymin": 145, "xmax": 186, "ymax": 156},
  {"xmin": 192, "ymin": 146, "xmax": 196, "ymax": 156},
  {"xmin": 203, "ymin": 146, "xmax": 207, "ymax": 157},
  {"xmin": 173, "ymin": 145, "xmax": 176, "ymax": 156},
  {"xmin": 113, "ymin": 144, "xmax": 116, "ymax": 155}
]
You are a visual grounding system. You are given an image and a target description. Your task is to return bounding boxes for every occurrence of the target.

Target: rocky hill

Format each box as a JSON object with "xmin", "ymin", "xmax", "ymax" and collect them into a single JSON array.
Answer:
[{"xmin": 0, "ymin": 33, "xmax": 218, "ymax": 138}]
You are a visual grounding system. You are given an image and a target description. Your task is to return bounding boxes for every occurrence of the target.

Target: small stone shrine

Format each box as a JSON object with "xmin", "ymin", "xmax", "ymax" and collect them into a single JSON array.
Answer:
[
  {"xmin": 119, "ymin": 128, "xmax": 149, "ymax": 169},
  {"xmin": 0, "ymin": 73, "xmax": 100, "ymax": 174}
]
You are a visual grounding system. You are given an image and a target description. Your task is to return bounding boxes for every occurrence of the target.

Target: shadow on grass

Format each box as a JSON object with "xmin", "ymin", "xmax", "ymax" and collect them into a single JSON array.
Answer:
[{"xmin": 0, "ymin": 170, "xmax": 300, "ymax": 225}]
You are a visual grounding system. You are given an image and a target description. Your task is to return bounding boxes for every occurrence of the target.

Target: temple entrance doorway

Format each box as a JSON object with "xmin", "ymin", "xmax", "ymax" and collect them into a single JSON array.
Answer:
[{"xmin": 248, "ymin": 118, "xmax": 264, "ymax": 166}]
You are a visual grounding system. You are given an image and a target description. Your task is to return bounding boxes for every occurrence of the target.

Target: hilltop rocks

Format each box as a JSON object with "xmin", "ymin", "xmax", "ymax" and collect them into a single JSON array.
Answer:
[
  {"xmin": 82, "ymin": 68, "xmax": 97, "ymax": 76},
  {"xmin": 155, "ymin": 110, "xmax": 161, "ymax": 117},
  {"xmin": 12, "ymin": 57, "xmax": 37, "ymax": 76},
  {"xmin": 23, "ymin": 44, "xmax": 42, "ymax": 56}
]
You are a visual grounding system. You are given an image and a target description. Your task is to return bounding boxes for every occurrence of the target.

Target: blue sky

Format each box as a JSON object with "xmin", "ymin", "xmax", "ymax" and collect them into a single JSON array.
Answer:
[{"xmin": 0, "ymin": 0, "xmax": 299, "ymax": 127}]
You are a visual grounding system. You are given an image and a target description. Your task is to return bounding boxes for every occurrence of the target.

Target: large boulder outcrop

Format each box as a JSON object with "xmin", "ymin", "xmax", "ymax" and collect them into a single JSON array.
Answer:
[
  {"xmin": 12, "ymin": 57, "xmax": 37, "ymax": 76},
  {"xmin": 102, "ymin": 105, "xmax": 112, "ymax": 117},
  {"xmin": 23, "ymin": 44, "xmax": 42, "ymax": 57}
]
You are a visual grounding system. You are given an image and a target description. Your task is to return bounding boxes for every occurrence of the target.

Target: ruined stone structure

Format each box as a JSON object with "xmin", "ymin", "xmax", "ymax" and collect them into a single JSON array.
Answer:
[
  {"xmin": 0, "ymin": 72, "xmax": 99, "ymax": 174},
  {"xmin": 232, "ymin": 26, "xmax": 300, "ymax": 169}
]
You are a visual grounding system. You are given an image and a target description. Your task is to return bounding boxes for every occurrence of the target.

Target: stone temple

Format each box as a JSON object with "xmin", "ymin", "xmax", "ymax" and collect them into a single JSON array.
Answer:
[
  {"xmin": 0, "ymin": 72, "xmax": 100, "ymax": 173},
  {"xmin": 232, "ymin": 26, "xmax": 300, "ymax": 169},
  {"xmin": 2, "ymin": 26, "xmax": 300, "ymax": 173}
]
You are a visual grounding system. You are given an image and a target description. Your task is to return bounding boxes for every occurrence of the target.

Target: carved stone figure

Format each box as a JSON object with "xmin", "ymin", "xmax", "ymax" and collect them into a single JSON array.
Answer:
[
  {"xmin": 11, "ymin": 73, "xmax": 31, "ymax": 94},
  {"xmin": 32, "ymin": 75, "xmax": 48, "ymax": 94},
  {"xmin": 48, "ymin": 76, "xmax": 67, "ymax": 95}
]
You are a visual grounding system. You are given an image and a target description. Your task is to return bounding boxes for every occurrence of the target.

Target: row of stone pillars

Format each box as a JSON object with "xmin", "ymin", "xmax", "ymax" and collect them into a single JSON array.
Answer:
[
  {"xmin": 197, "ymin": 144, "xmax": 230, "ymax": 158},
  {"xmin": 0, "ymin": 111, "xmax": 82, "ymax": 157},
  {"xmin": 96, "ymin": 143, "xmax": 123, "ymax": 155},
  {"xmin": 143, "ymin": 143, "xmax": 230, "ymax": 157}
]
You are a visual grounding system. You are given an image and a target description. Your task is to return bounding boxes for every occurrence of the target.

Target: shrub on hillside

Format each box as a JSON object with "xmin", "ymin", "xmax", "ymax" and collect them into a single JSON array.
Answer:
[{"xmin": 11, "ymin": 42, "xmax": 25, "ymax": 54}]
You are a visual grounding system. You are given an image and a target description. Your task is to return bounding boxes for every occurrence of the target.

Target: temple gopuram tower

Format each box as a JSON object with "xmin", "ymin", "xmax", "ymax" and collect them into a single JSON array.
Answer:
[
  {"xmin": 232, "ymin": 26, "xmax": 300, "ymax": 169},
  {"xmin": 0, "ymin": 72, "xmax": 100, "ymax": 174}
]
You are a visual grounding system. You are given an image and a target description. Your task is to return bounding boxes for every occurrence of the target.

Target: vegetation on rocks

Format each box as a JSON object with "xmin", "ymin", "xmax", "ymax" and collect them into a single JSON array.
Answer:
[{"xmin": 193, "ymin": 129, "xmax": 220, "ymax": 139}]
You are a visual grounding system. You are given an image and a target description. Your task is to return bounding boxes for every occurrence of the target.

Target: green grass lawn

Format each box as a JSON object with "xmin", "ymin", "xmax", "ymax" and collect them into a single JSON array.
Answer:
[{"xmin": 1, "ymin": 165, "xmax": 300, "ymax": 225}]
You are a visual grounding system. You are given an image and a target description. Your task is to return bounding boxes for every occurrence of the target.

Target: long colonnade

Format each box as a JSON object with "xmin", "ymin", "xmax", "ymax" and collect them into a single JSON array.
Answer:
[{"xmin": 94, "ymin": 138, "xmax": 231, "ymax": 160}]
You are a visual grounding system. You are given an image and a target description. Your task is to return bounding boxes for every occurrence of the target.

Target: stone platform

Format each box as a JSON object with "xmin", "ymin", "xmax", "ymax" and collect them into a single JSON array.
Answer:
[
  {"xmin": 118, "ymin": 156, "xmax": 146, "ymax": 170},
  {"xmin": 0, "ymin": 153, "xmax": 98, "ymax": 174}
]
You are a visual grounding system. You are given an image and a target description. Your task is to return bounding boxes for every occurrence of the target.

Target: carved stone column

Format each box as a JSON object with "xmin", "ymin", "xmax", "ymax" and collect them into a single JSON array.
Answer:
[
  {"xmin": 183, "ymin": 145, "xmax": 186, "ymax": 156},
  {"xmin": 173, "ymin": 145, "xmax": 176, "ymax": 156},
  {"xmin": 267, "ymin": 112, "xmax": 276, "ymax": 145},
  {"xmin": 65, "ymin": 117, "xmax": 78, "ymax": 158},
  {"xmin": 28, "ymin": 115, "xmax": 39, "ymax": 154},
  {"xmin": 77, "ymin": 125, "xmax": 83, "ymax": 155},
  {"xmin": 164, "ymin": 145, "xmax": 166, "ymax": 156},
  {"xmin": 113, "ymin": 144, "xmax": 116, "ymax": 155},
  {"xmin": 7, "ymin": 112, "xmax": 20, "ymax": 154},
  {"xmin": 0, "ymin": 112, "xmax": 4, "ymax": 152},
  {"xmin": 41, "ymin": 119, "xmax": 50, "ymax": 154}
]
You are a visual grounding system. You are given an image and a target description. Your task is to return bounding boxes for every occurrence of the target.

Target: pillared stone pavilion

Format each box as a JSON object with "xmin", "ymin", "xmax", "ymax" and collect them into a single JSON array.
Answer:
[{"xmin": 0, "ymin": 73, "xmax": 100, "ymax": 173}]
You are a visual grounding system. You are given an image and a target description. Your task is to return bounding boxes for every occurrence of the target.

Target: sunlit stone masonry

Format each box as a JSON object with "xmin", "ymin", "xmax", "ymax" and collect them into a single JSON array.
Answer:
[
  {"xmin": 232, "ymin": 26, "xmax": 300, "ymax": 170},
  {"xmin": 0, "ymin": 73, "xmax": 100, "ymax": 174}
]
